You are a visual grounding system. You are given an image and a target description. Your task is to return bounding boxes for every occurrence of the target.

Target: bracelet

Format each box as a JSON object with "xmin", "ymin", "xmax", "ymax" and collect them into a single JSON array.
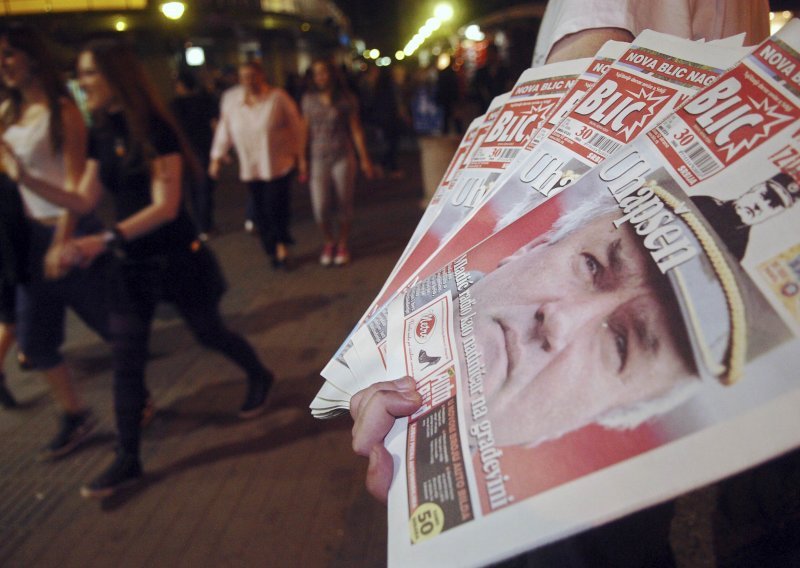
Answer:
[{"xmin": 102, "ymin": 227, "xmax": 127, "ymax": 257}]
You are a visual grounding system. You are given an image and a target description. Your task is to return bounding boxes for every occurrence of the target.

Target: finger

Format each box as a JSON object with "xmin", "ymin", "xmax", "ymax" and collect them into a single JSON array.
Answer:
[
  {"xmin": 365, "ymin": 444, "xmax": 395, "ymax": 504},
  {"xmin": 352, "ymin": 388, "xmax": 421, "ymax": 457},
  {"xmin": 350, "ymin": 376, "xmax": 416, "ymax": 421}
]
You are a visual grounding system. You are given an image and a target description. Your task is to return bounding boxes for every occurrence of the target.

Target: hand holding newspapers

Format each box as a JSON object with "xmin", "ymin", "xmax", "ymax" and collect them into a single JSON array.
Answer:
[{"xmin": 313, "ymin": 20, "xmax": 800, "ymax": 567}]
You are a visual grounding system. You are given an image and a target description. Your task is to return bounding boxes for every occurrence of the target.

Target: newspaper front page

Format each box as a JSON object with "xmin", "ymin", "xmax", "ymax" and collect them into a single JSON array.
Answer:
[
  {"xmin": 382, "ymin": 32, "xmax": 752, "ymax": 319},
  {"xmin": 380, "ymin": 20, "xmax": 800, "ymax": 567},
  {"xmin": 325, "ymin": 32, "xmax": 751, "ymax": 405}
]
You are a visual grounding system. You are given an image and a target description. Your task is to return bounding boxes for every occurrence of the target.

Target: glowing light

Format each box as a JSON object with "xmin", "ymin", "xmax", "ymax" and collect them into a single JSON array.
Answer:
[
  {"xmin": 434, "ymin": 3, "xmax": 454, "ymax": 21},
  {"xmin": 114, "ymin": 18, "xmax": 127, "ymax": 32},
  {"xmin": 369, "ymin": 48, "xmax": 380, "ymax": 59},
  {"xmin": 160, "ymin": 1, "xmax": 185, "ymax": 20},
  {"xmin": 769, "ymin": 10, "xmax": 794, "ymax": 35},
  {"xmin": 426, "ymin": 17, "xmax": 442, "ymax": 31},
  {"xmin": 464, "ymin": 24, "xmax": 485, "ymax": 41},
  {"xmin": 399, "ymin": 3, "xmax": 453, "ymax": 59},
  {"xmin": 186, "ymin": 46, "xmax": 205, "ymax": 66},
  {"xmin": 395, "ymin": 50, "xmax": 405, "ymax": 60},
  {"xmin": 300, "ymin": 22, "xmax": 311, "ymax": 32}
]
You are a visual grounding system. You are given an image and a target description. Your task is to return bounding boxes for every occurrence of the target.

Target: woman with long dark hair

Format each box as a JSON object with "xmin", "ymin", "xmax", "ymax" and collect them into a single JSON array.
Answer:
[
  {"xmin": 3, "ymin": 38, "xmax": 274, "ymax": 498},
  {"xmin": 301, "ymin": 59, "xmax": 374, "ymax": 266},
  {"xmin": 0, "ymin": 24, "xmax": 110, "ymax": 456}
]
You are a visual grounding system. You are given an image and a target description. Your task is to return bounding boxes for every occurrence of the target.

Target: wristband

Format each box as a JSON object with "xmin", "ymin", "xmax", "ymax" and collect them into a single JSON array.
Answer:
[{"xmin": 102, "ymin": 227, "xmax": 127, "ymax": 257}]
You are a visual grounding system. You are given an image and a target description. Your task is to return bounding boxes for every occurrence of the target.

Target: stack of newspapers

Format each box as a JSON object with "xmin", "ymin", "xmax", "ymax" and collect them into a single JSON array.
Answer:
[{"xmin": 313, "ymin": 20, "xmax": 800, "ymax": 567}]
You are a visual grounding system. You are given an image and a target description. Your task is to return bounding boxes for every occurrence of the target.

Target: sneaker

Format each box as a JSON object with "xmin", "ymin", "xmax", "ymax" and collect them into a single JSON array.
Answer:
[
  {"xmin": 319, "ymin": 243, "xmax": 335, "ymax": 267},
  {"xmin": 239, "ymin": 370, "xmax": 274, "ymax": 419},
  {"xmin": 80, "ymin": 449, "xmax": 143, "ymax": 499},
  {"xmin": 333, "ymin": 244, "xmax": 350, "ymax": 266},
  {"xmin": 0, "ymin": 375, "xmax": 17, "ymax": 409},
  {"xmin": 38, "ymin": 410, "xmax": 97, "ymax": 461}
]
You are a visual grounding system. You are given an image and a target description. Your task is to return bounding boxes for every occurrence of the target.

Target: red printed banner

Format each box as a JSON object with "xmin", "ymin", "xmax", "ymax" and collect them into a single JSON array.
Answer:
[{"xmin": 618, "ymin": 47, "xmax": 722, "ymax": 89}]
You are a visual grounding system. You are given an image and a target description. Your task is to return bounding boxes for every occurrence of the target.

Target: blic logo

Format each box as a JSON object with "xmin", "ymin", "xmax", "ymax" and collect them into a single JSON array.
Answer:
[
  {"xmin": 682, "ymin": 76, "xmax": 794, "ymax": 162},
  {"xmin": 415, "ymin": 313, "xmax": 437, "ymax": 344}
]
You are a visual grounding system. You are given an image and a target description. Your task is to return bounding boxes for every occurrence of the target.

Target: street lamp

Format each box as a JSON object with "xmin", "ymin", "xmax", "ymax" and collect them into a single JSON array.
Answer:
[
  {"xmin": 160, "ymin": 1, "xmax": 186, "ymax": 21},
  {"xmin": 434, "ymin": 3, "xmax": 454, "ymax": 22}
]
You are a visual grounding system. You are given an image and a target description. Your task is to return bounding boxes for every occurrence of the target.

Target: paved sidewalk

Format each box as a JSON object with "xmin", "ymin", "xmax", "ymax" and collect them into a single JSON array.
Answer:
[{"xmin": 0, "ymin": 151, "xmax": 425, "ymax": 567}]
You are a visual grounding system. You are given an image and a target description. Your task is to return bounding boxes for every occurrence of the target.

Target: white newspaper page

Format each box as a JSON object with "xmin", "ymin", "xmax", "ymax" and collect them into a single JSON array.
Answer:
[
  {"xmin": 342, "ymin": 61, "xmax": 591, "ymax": 388},
  {"xmin": 382, "ymin": 20, "xmax": 800, "ymax": 567}
]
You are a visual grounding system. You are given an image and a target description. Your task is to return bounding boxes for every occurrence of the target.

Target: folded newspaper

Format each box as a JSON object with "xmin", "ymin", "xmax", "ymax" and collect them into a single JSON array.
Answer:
[
  {"xmin": 314, "ymin": 20, "xmax": 800, "ymax": 567},
  {"xmin": 319, "ymin": 30, "xmax": 756, "ymax": 410}
]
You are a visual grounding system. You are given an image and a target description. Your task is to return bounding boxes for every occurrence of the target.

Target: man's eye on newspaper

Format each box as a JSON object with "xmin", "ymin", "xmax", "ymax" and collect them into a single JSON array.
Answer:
[
  {"xmin": 580, "ymin": 252, "xmax": 603, "ymax": 285},
  {"xmin": 607, "ymin": 318, "xmax": 629, "ymax": 374}
]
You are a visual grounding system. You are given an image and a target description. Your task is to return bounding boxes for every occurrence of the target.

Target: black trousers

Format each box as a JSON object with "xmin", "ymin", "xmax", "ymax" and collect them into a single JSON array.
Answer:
[
  {"xmin": 109, "ymin": 245, "xmax": 268, "ymax": 455},
  {"xmin": 188, "ymin": 174, "xmax": 216, "ymax": 234},
  {"xmin": 247, "ymin": 172, "xmax": 294, "ymax": 258}
]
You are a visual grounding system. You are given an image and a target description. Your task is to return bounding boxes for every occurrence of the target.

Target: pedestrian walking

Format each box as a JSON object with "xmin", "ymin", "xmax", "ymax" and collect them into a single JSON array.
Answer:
[
  {"xmin": 301, "ymin": 59, "xmax": 374, "ymax": 267},
  {"xmin": 3, "ymin": 38, "xmax": 274, "ymax": 498},
  {"xmin": 210, "ymin": 61, "xmax": 305, "ymax": 269},
  {"xmin": 171, "ymin": 70, "xmax": 218, "ymax": 240},
  {"xmin": 0, "ymin": 24, "xmax": 111, "ymax": 457}
]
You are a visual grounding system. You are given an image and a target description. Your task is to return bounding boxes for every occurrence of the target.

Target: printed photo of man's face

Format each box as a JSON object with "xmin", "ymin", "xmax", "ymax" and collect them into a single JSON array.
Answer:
[
  {"xmin": 464, "ymin": 211, "xmax": 697, "ymax": 448},
  {"xmin": 734, "ymin": 175, "xmax": 800, "ymax": 226}
]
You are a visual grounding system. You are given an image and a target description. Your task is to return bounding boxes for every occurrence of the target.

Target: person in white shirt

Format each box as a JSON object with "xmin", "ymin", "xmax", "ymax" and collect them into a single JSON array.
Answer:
[
  {"xmin": 532, "ymin": 0, "xmax": 769, "ymax": 67},
  {"xmin": 209, "ymin": 61, "xmax": 305, "ymax": 269}
]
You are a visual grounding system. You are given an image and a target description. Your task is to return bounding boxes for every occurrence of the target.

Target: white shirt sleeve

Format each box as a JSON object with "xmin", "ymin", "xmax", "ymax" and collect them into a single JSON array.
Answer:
[{"xmin": 532, "ymin": 0, "xmax": 769, "ymax": 67}]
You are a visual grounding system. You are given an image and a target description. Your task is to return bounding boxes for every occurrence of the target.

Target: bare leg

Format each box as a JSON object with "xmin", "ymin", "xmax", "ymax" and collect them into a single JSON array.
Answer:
[
  {"xmin": 0, "ymin": 323, "xmax": 15, "ymax": 366},
  {"xmin": 0, "ymin": 323, "xmax": 17, "ymax": 408},
  {"xmin": 42, "ymin": 363, "xmax": 85, "ymax": 414},
  {"xmin": 337, "ymin": 219, "xmax": 351, "ymax": 249},
  {"xmin": 320, "ymin": 219, "xmax": 336, "ymax": 245}
]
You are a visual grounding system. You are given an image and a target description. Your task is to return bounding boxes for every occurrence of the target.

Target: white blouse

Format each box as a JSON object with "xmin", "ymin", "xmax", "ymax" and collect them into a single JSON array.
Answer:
[
  {"xmin": 210, "ymin": 86, "xmax": 304, "ymax": 182},
  {"xmin": 3, "ymin": 107, "xmax": 66, "ymax": 220}
]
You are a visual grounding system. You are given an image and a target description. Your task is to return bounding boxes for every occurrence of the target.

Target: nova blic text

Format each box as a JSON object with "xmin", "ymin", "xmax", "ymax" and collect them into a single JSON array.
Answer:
[{"xmin": 623, "ymin": 50, "xmax": 717, "ymax": 87}]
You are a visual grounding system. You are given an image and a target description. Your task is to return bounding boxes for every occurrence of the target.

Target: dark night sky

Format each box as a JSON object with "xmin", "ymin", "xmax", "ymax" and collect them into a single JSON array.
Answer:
[
  {"xmin": 334, "ymin": 0, "xmax": 528, "ymax": 54},
  {"xmin": 334, "ymin": 0, "xmax": 800, "ymax": 55}
]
